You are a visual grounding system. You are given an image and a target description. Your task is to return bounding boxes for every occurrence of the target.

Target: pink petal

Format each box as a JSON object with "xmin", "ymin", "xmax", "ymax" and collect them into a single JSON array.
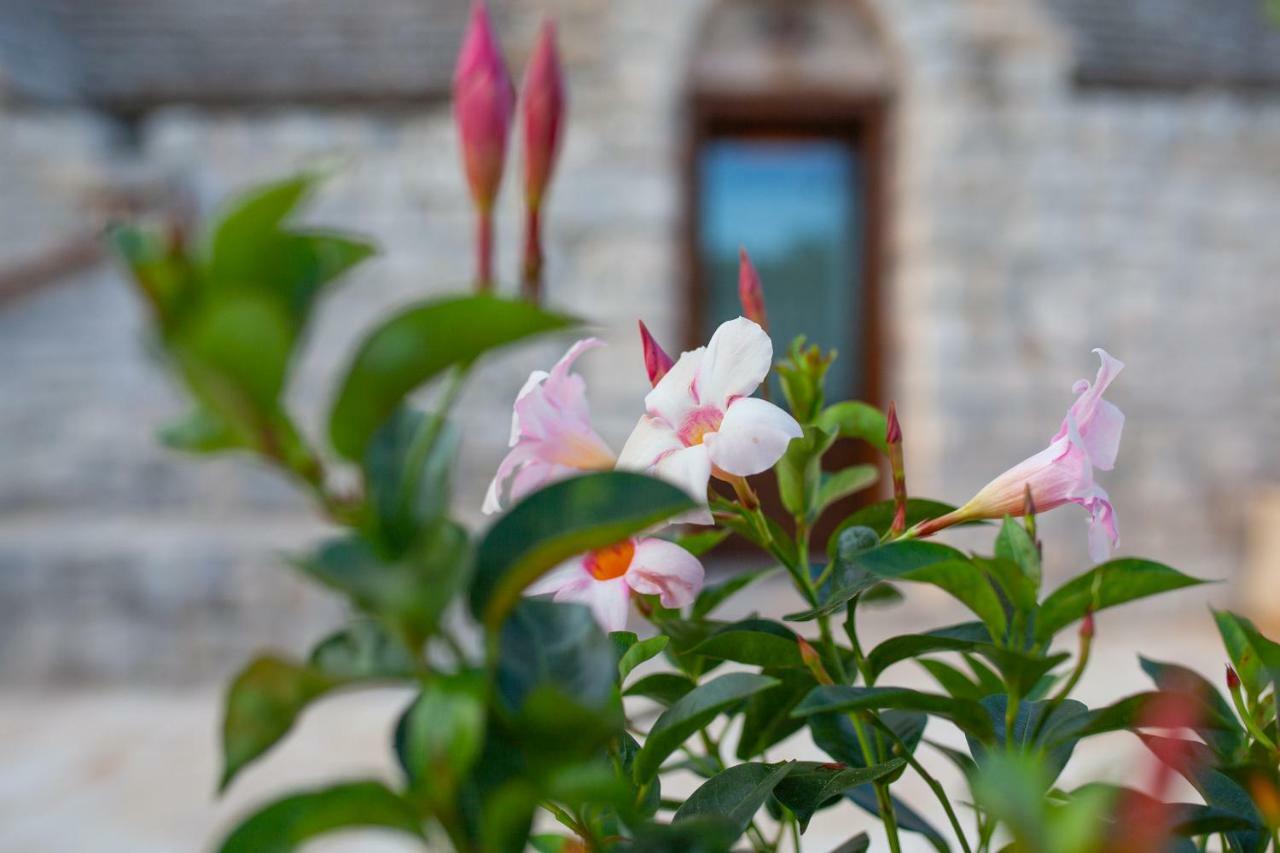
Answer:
[
  {"xmin": 626, "ymin": 537, "xmax": 706, "ymax": 608},
  {"xmin": 1079, "ymin": 484, "xmax": 1119, "ymax": 563},
  {"xmin": 704, "ymin": 396, "xmax": 802, "ymax": 477},
  {"xmin": 618, "ymin": 414, "xmax": 684, "ymax": 470},
  {"xmin": 1052, "ymin": 349, "xmax": 1125, "ymax": 471},
  {"xmin": 553, "ymin": 576, "xmax": 630, "ymax": 633},
  {"xmin": 696, "ymin": 317, "xmax": 773, "ymax": 408},
  {"xmin": 644, "ymin": 347, "xmax": 704, "ymax": 428},
  {"xmin": 508, "ymin": 369, "xmax": 550, "ymax": 444},
  {"xmin": 483, "ymin": 442, "xmax": 538, "ymax": 514},
  {"xmin": 526, "ymin": 557, "xmax": 591, "ymax": 597}
]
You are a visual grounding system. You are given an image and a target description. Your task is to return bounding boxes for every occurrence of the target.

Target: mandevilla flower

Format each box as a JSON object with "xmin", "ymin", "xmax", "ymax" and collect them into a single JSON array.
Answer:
[
  {"xmin": 483, "ymin": 338, "xmax": 615, "ymax": 514},
  {"xmin": 453, "ymin": 1, "xmax": 515, "ymax": 212},
  {"xmin": 526, "ymin": 536, "xmax": 704, "ymax": 633},
  {"xmin": 917, "ymin": 349, "xmax": 1124, "ymax": 561},
  {"xmin": 618, "ymin": 317, "xmax": 802, "ymax": 521}
]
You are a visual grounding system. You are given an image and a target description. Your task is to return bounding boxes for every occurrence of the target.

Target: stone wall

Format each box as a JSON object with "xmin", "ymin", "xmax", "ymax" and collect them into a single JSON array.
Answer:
[{"xmin": 1, "ymin": 0, "xmax": 1277, "ymax": 684}]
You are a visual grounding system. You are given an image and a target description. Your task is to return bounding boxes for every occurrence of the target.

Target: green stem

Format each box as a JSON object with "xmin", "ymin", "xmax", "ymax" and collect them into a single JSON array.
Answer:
[
  {"xmin": 1031, "ymin": 632, "xmax": 1093, "ymax": 742},
  {"xmin": 1231, "ymin": 682, "xmax": 1279, "ymax": 752},
  {"xmin": 878, "ymin": 724, "xmax": 972, "ymax": 853},
  {"xmin": 876, "ymin": 782, "xmax": 904, "ymax": 853}
]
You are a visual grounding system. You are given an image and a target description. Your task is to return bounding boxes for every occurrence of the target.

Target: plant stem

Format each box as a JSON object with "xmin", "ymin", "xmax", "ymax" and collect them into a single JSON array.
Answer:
[
  {"xmin": 475, "ymin": 208, "xmax": 494, "ymax": 292},
  {"xmin": 521, "ymin": 203, "xmax": 543, "ymax": 303},
  {"xmin": 878, "ymin": 724, "xmax": 973, "ymax": 853},
  {"xmin": 875, "ymin": 782, "xmax": 904, "ymax": 853}
]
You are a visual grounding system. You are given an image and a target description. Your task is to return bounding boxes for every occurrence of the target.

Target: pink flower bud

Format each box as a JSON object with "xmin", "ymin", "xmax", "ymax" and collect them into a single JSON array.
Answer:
[
  {"xmin": 885, "ymin": 401, "xmax": 902, "ymax": 446},
  {"xmin": 1080, "ymin": 609, "xmax": 1095, "ymax": 639},
  {"xmin": 520, "ymin": 20, "xmax": 565, "ymax": 210},
  {"xmin": 1227, "ymin": 664, "xmax": 1242, "ymax": 691},
  {"xmin": 738, "ymin": 248, "xmax": 768, "ymax": 332},
  {"xmin": 638, "ymin": 320, "xmax": 674, "ymax": 388},
  {"xmin": 453, "ymin": 1, "xmax": 515, "ymax": 212}
]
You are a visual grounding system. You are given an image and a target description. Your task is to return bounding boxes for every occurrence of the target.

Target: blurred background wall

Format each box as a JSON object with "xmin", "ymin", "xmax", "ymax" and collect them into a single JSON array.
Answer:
[{"xmin": 1, "ymin": 0, "xmax": 1278, "ymax": 686}]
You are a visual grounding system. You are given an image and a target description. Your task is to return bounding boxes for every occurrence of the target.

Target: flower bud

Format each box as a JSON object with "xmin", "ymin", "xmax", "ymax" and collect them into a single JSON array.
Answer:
[
  {"xmin": 1080, "ymin": 608, "xmax": 1095, "ymax": 640},
  {"xmin": 738, "ymin": 248, "xmax": 768, "ymax": 332},
  {"xmin": 520, "ymin": 20, "xmax": 565, "ymax": 210},
  {"xmin": 797, "ymin": 636, "xmax": 834, "ymax": 686},
  {"xmin": 453, "ymin": 1, "xmax": 515, "ymax": 212},
  {"xmin": 638, "ymin": 320, "xmax": 674, "ymax": 387},
  {"xmin": 886, "ymin": 401, "xmax": 907, "ymax": 535},
  {"xmin": 885, "ymin": 401, "xmax": 902, "ymax": 446},
  {"xmin": 1227, "ymin": 664, "xmax": 1241, "ymax": 692}
]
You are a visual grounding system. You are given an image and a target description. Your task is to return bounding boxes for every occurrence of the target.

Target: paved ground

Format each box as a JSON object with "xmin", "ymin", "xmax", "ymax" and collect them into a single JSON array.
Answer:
[{"xmin": 0, "ymin": 576, "xmax": 1228, "ymax": 852}]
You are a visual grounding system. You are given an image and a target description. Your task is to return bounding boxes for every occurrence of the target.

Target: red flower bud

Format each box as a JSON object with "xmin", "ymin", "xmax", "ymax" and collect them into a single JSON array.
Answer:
[
  {"xmin": 885, "ymin": 401, "xmax": 902, "ymax": 446},
  {"xmin": 638, "ymin": 320, "xmax": 674, "ymax": 388},
  {"xmin": 520, "ymin": 19, "xmax": 565, "ymax": 210},
  {"xmin": 1227, "ymin": 664, "xmax": 1242, "ymax": 691},
  {"xmin": 738, "ymin": 248, "xmax": 768, "ymax": 332},
  {"xmin": 453, "ymin": 1, "xmax": 515, "ymax": 212},
  {"xmin": 1080, "ymin": 609, "xmax": 1095, "ymax": 639},
  {"xmin": 797, "ymin": 636, "xmax": 834, "ymax": 686}
]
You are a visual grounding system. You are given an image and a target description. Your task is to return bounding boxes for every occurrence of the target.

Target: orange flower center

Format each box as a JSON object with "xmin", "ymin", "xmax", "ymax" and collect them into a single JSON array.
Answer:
[{"xmin": 585, "ymin": 539, "xmax": 636, "ymax": 581}]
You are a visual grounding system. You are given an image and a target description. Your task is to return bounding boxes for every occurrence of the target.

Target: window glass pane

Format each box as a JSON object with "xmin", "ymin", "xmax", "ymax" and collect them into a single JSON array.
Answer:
[{"xmin": 698, "ymin": 137, "xmax": 862, "ymax": 397}]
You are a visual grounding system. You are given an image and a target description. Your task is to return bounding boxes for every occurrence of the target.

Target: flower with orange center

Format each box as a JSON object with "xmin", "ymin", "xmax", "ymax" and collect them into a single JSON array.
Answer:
[{"xmin": 526, "ymin": 536, "xmax": 704, "ymax": 633}]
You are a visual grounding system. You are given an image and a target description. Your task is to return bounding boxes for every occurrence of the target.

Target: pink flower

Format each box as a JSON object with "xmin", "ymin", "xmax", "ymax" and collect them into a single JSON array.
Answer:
[
  {"xmin": 526, "ymin": 537, "xmax": 704, "ymax": 633},
  {"xmin": 453, "ymin": 1, "xmax": 515, "ymax": 212},
  {"xmin": 618, "ymin": 317, "xmax": 802, "ymax": 522},
  {"xmin": 738, "ymin": 248, "xmax": 768, "ymax": 332},
  {"xmin": 520, "ymin": 19, "xmax": 566, "ymax": 209},
  {"xmin": 638, "ymin": 320, "xmax": 674, "ymax": 388},
  {"xmin": 483, "ymin": 339, "xmax": 616, "ymax": 514},
  {"xmin": 919, "ymin": 349, "xmax": 1125, "ymax": 561}
]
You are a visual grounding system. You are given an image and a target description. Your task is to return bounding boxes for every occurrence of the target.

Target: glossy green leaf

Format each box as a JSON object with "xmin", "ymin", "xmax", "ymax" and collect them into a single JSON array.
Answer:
[
  {"xmin": 1141, "ymin": 734, "xmax": 1267, "ymax": 853},
  {"xmin": 995, "ymin": 516, "xmax": 1042, "ymax": 592},
  {"xmin": 496, "ymin": 599, "xmax": 616, "ymax": 714},
  {"xmin": 307, "ymin": 620, "xmax": 417, "ymax": 680},
  {"xmin": 777, "ymin": 425, "xmax": 835, "ymax": 519},
  {"xmin": 619, "ymin": 636, "xmax": 670, "ymax": 682},
  {"xmin": 774, "ymin": 759, "xmax": 906, "ymax": 831},
  {"xmin": 1139, "ymin": 657, "xmax": 1246, "ymax": 755},
  {"xmin": 624, "ymin": 672, "xmax": 697, "ymax": 706},
  {"xmin": 814, "ymin": 465, "xmax": 880, "ymax": 520},
  {"xmin": 919, "ymin": 658, "xmax": 986, "ymax": 701},
  {"xmin": 828, "ymin": 498, "xmax": 966, "ymax": 545},
  {"xmin": 674, "ymin": 761, "xmax": 794, "ymax": 837},
  {"xmin": 865, "ymin": 622, "xmax": 992, "ymax": 680},
  {"xmin": 618, "ymin": 816, "xmax": 741, "ymax": 852},
  {"xmin": 828, "ymin": 834, "xmax": 871, "ymax": 853},
  {"xmin": 363, "ymin": 408, "xmax": 458, "ymax": 553},
  {"xmin": 973, "ymin": 647, "xmax": 1069, "ymax": 698},
  {"xmin": 329, "ymin": 295, "xmax": 576, "ymax": 459},
  {"xmin": 1036, "ymin": 559, "xmax": 1209, "ymax": 643},
  {"xmin": 1215, "ymin": 610, "xmax": 1280, "ymax": 702},
  {"xmin": 691, "ymin": 566, "xmax": 777, "ymax": 619},
  {"xmin": 216, "ymin": 780, "xmax": 422, "ymax": 853},
  {"xmin": 633, "ymin": 672, "xmax": 780, "ymax": 782},
  {"xmin": 967, "ymin": 696, "xmax": 1088, "ymax": 783},
  {"xmin": 1213, "ymin": 609, "xmax": 1269, "ymax": 698},
  {"xmin": 690, "ymin": 619, "xmax": 803, "ymax": 669},
  {"xmin": 205, "ymin": 175, "xmax": 313, "ymax": 284},
  {"xmin": 470, "ymin": 472, "xmax": 694, "ymax": 627},
  {"xmin": 676, "ymin": 528, "xmax": 731, "ymax": 558},
  {"xmin": 395, "ymin": 672, "xmax": 486, "ymax": 801},
  {"xmin": 861, "ymin": 550, "xmax": 1007, "ymax": 639},
  {"xmin": 815, "ymin": 401, "xmax": 888, "ymax": 452},
  {"xmin": 219, "ymin": 656, "xmax": 337, "ymax": 791},
  {"xmin": 793, "ymin": 685, "xmax": 995, "ymax": 741}
]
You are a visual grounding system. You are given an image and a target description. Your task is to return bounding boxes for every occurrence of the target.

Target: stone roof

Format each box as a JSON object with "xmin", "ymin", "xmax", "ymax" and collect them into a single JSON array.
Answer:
[
  {"xmin": 1048, "ymin": 0, "xmax": 1280, "ymax": 89},
  {"xmin": 0, "ymin": 0, "xmax": 478, "ymax": 107}
]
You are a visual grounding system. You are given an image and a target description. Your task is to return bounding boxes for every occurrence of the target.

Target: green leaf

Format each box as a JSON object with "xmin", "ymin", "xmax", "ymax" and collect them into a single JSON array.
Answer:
[
  {"xmin": 307, "ymin": 620, "xmax": 417, "ymax": 680},
  {"xmin": 828, "ymin": 498, "xmax": 970, "ymax": 546},
  {"xmin": 974, "ymin": 647, "xmax": 1069, "ymax": 699},
  {"xmin": 1213, "ymin": 610, "xmax": 1280, "ymax": 702},
  {"xmin": 295, "ymin": 523, "xmax": 470, "ymax": 640},
  {"xmin": 814, "ymin": 465, "xmax": 880, "ymax": 520},
  {"xmin": 846, "ymin": 786, "xmax": 949, "ymax": 852},
  {"xmin": 1213, "ymin": 610, "xmax": 1269, "ymax": 698},
  {"xmin": 736, "ymin": 668, "xmax": 816, "ymax": 760},
  {"xmin": 865, "ymin": 622, "xmax": 991, "ymax": 680},
  {"xmin": 858, "ymin": 547, "xmax": 1007, "ymax": 640},
  {"xmin": 158, "ymin": 406, "xmax": 242, "ymax": 453},
  {"xmin": 674, "ymin": 762, "xmax": 794, "ymax": 838},
  {"xmin": 691, "ymin": 566, "xmax": 777, "ymax": 619},
  {"xmin": 219, "ymin": 656, "xmax": 337, "ymax": 792},
  {"xmin": 690, "ymin": 619, "xmax": 803, "ymax": 669},
  {"xmin": 919, "ymin": 658, "xmax": 986, "ymax": 701},
  {"xmin": 619, "ymin": 816, "xmax": 741, "ymax": 852},
  {"xmin": 177, "ymin": 291, "xmax": 295, "ymax": 412},
  {"xmin": 1036, "ymin": 559, "xmax": 1209, "ymax": 643},
  {"xmin": 619, "ymin": 636, "xmax": 670, "ymax": 682},
  {"xmin": 828, "ymin": 834, "xmax": 871, "ymax": 853},
  {"xmin": 676, "ymin": 528, "xmax": 731, "ymax": 558},
  {"xmin": 774, "ymin": 759, "xmax": 906, "ymax": 831},
  {"xmin": 633, "ymin": 673, "xmax": 780, "ymax": 782},
  {"xmin": 395, "ymin": 672, "xmax": 486, "ymax": 801},
  {"xmin": 776, "ymin": 425, "xmax": 835, "ymax": 519},
  {"xmin": 216, "ymin": 780, "xmax": 423, "ymax": 853},
  {"xmin": 329, "ymin": 295, "xmax": 575, "ymax": 460},
  {"xmin": 967, "ymin": 696, "xmax": 1089, "ymax": 783},
  {"xmin": 205, "ymin": 175, "xmax": 313, "ymax": 280},
  {"xmin": 786, "ymin": 530, "xmax": 940, "ymax": 623},
  {"xmin": 1139, "ymin": 657, "xmax": 1246, "ymax": 755},
  {"xmin": 792, "ymin": 685, "xmax": 995, "ymax": 741},
  {"xmin": 496, "ymin": 599, "xmax": 617, "ymax": 714},
  {"xmin": 470, "ymin": 472, "xmax": 694, "ymax": 627},
  {"xmin": 624, "ymin": 672, "xmax": 697, "ymax": 706},
  {"xmin": 995, "ymin": 516, "xmax": 1042, "ymax": 592},
  {"xmin": 815, "ymin": 401, "xmax": 888, "ymax": 452},
  {"xmin": 363, "ymin": 408, "xmax": 458, "ymax": 553},
  {"xmin": 1141, "ymin": 734, "xmax": 1267, "ymax": 853}
]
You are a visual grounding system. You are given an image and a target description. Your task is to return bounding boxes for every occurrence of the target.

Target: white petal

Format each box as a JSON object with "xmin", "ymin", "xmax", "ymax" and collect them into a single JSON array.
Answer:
[
  {"xmin": 696, "ymin": 317, "xmax": 772, "ymax": 408},
  {"xmin": 654, "ymin": 444, "xmax": 714, "ymax": 525},
  {"xmin": 618, "ymin": 415, "xmax": 683, "ymax": 471},
  {"xmin": 704, "ymin": 397, "xmax": 802, "ymax": 476},
  {"xmin": 644, "ymin": 347, "xmax": 704, "ymax": 427},
  {"xmin": 526, "ymin": 557, "xmax": 591, "ymax": 597},
  {"xmin": 556, "ymin": 577, "xmax": 631, "ymax": 633},
  {"xmin": 626, "ymin": 538, "xmax": 705, "ymax": 608}
]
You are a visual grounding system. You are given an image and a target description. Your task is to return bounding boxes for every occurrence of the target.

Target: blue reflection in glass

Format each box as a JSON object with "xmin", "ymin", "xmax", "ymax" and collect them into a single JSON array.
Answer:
[{"xmin": 698, "ymin": 137, "xmax": 862, "ymax": 396}]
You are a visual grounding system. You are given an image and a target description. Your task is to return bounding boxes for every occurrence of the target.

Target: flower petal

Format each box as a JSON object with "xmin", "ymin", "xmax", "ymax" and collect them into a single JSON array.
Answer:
[
  {"xmin": 618, "ymin": 414, "xmax": 684, "ymax": 471},
  {"xmin": 526, "ymin": 556, "xmax": 591, "ymax": 597},
  {"xmin": 653, "ymin": 445, "xmax": 714, "ymax": 524},
  {"xmin": 508, "ymin": 369, "xmax": 549, "ymax": 444},
  {"xmin": 644, "ymin": 346, "xmax": 704, "ymax": 427},
  {"xmin": 704, "ymin": 396, "xmax": 802, "ymax": 477},
  {"xmin": 1078, "ymin": 484, "xmax": 1119, "ymax": 563},
  {"xmin": 696, "ymin": 317, "xmax": 773, "ymax": 408},
  {"xmin": 554, "ymin": 576, "xmax": 631, "ymax": 633},
  {"xmin": 1053, "ymin": 349, "xmax": 1125, "ymax": 470},
  {"xmin": 626, "ymin": 538, "xmax": 705, "ymax": 608}
]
